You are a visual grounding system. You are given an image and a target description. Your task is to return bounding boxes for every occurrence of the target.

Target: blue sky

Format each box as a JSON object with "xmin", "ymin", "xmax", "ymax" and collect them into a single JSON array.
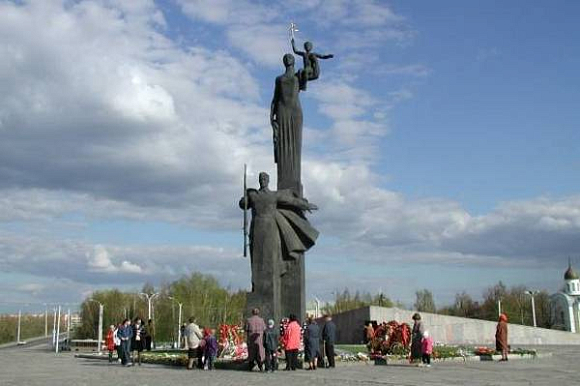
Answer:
[{"xmin": 0, "ymin": 0, "xmax": 579, "ymax": 313}]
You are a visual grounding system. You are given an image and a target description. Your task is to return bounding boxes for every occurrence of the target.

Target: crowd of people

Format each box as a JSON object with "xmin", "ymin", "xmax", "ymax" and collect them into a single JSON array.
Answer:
[
  {"xmin": 102, "ymin": 310, "xmax": 510, "ymax": 370},
  {"xmin": 102, "ymin": 308, "xmax": 336, "ymax": 372},
  {"xmin": 105, "ymin": 318, "xmax": 155, "ymax": 366},
  {"xmin": 244, "ymin": 308, "xmax": 336, "ymax": 372}
]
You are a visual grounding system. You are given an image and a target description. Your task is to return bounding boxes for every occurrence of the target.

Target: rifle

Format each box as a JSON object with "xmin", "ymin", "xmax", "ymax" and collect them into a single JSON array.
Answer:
[{"xmin": 243, "ymin": 164, "xmax": 248, "ymax": 258}]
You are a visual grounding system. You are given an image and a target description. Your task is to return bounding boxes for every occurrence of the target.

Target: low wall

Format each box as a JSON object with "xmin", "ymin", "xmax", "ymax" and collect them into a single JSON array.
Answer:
[
  {"xmin": 326, "ymin": 307, "xmax": 372, "ymax": 344},
  {"xmin": 330, "ymin": 306, "xmax": 580, "ymax": 345}
]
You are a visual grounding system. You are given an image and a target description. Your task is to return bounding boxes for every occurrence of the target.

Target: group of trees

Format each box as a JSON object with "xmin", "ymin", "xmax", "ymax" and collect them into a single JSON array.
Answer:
[
  {"xmin": 321, "ymin": 282, "xmax": 552, "ymax": 329},
  {"xmin": 0, "ymin": 314, "xmax": 45, "ymax": 345},
  {"xmin": 77, "ymin": 274, "xmax": 554, "ymax": 344},
  {"xmin": 322, "ymin": 289, "xmax": 404, "ymax": 315},
  {"xmin": 416, "ymin": 282, "xmax": 552, "ymax": 328},
  {"xmin": 77, "ymin": 272, "xmax": 246, "ymax": 343}
]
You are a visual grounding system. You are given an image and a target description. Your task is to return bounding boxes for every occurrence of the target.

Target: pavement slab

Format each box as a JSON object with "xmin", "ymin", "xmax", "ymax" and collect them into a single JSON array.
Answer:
[{"xmin": 0, "ymin": 344, "xmax": 578, "ymax": 386}]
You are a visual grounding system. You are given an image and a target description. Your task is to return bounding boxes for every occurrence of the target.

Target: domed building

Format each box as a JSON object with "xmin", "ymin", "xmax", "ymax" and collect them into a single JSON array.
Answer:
[{"xmin": 550, "ymin": 262, "xmax": 580, "ymax": 332}]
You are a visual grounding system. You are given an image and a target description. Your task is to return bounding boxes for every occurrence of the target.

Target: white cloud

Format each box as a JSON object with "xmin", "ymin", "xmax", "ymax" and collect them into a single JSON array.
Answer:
[
  {"xmin": 0, "ymin": 0, "xmax": 268, "ymax": 214},
  {"xmin": 88, "ymin": 245, "xmax": 144, "ymax": 273},
  {"xmin": 0, "ymin": 229, "xmax": 246, "ymax": 288},
  {"xmin": 88, "ymin": 246, "xmax": 116, "ymax": 271},
  {"xmin": 17, "ymin": 283, "xmax": 45, "ymax": 294},
  {"xmin": 0, "ymin": 1, "xmax": 577, "ymax": 307}
]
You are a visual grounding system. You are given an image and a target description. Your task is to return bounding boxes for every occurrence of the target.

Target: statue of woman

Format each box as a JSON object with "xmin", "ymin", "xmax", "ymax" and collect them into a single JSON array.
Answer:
[
  {"xmin": 239, "ymin": 172, "xmax": 318, "ymax": 321},
  {"xmin": 270, "ymin": 54, "xmax": 303, "ymax": 197}
]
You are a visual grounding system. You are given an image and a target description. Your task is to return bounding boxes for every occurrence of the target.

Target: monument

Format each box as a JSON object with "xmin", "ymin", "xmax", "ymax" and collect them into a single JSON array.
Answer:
[{"xmin": 239, "ymin": 25, "xmax": 333, "ymax": 322}]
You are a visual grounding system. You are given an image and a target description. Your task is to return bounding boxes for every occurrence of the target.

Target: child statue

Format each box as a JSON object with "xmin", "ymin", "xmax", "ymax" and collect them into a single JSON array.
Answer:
[{"xmin": 291, "ymin": 38, "xmax": 334, "ymax": 91}]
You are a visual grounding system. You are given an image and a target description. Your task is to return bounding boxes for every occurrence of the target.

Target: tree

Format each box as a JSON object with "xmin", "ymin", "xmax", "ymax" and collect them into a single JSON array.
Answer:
[
  {"xmin": 480, "ymin": 281, "xmax": 507, "ymax": 321},
  {"xmin": 453, "ymin": 291, "xmax": 477, "ymax": 317},
  {"xmin": 533, "ymin": 291, "xmax": 552, "ymax": 328},
  {"xmin": 322, "ymin": 288, "xmax": 393, "ymax": 315},
  {"xmin": 509, "ymin": 285, "xmax": 528, "ymax": 325},
  {"xmin": 76, "ymin": 272, "xmax": 247, "ymax": 342},
  {"xmin": 414, "ymin": 289, "xmax": 436, "ymax": 313}
]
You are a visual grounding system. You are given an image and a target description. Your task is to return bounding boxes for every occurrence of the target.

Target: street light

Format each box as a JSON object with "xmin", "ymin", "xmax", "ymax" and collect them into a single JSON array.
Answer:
[
  {"xmin": 44, "ymin": 303, "xmax": 49, "ymax": 337},
  {"xmin": 525, "ymin": 290, "xmax": 539, "ymax": 327},
  {"xmin": 313, "ymin": 296, "xmax": 321, "ymax": 318},
  {"xmin": 139, "ymin": 292, "xmax": 159, "ymax": 321},
  {"xmin": 168, "ymin": 296, "xmax": 183, "ymax": 349},
  {"xmin": 52, "ymin": 307, "xmax": 57, "ymax": 347},
  {"xmin": 55, "ymin": 305, "xmax": 61, "ymax": 353},
  {"xmin": 88, "ymin": 299, "xmax": 104, "ymax": 355},
  {"xmin": 16, "ymin": 309, "xmax": 22, "ymax": 344}
]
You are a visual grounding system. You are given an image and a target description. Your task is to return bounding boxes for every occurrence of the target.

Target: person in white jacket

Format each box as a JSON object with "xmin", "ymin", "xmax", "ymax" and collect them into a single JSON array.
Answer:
[
  {"xmin": 185, "ymin": 317, "xmax": 203, "ymax": 369},
  {"xmin": 113, "ymin": 324, "xmax": 122, "ymax": 362}
]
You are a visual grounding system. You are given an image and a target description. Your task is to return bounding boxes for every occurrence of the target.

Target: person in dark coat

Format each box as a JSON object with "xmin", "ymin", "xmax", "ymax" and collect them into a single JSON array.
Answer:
[
  {"xmin": 131, "ymin": 317, "xmax": 146, "ymax": 366},
  {"xmin": 321, "ymin": 314, "xmax": 336, "ymax": 368},
  {"xmin": 117, "ymin": 319, "xmax": 133, "ymax": 366},
  {"xmin": 304, "ymin": 316, "xmax": 320, "ymax": 370},
  {"xmin": 410, "ymin": 313, "xmax": 424, "ymax": 363},
  {"xmin": 263, "ymin": 319, "xmax": 279, "ymax": 372},
  {"xmin": 496, "ymin": 313, "xmax": 509, "ymax": 361},
  {"xmin": 145, "ymin": 319, "xmax": 155, "ymax": 351}
]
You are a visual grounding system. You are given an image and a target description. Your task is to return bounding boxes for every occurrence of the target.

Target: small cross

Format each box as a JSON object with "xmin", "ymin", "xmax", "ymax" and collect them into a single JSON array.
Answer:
[{"xmin": 289, "ymin": 21, "xmax": 299, "ymax": 39}]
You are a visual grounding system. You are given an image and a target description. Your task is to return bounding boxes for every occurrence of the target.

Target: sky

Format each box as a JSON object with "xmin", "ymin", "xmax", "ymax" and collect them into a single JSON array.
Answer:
[{"xmin": 1, "ymin": 0, "xmax": 579, "ymax": 312}]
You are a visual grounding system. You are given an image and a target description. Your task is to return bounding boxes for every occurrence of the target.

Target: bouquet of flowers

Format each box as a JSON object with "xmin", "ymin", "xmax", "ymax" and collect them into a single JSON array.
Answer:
[{"xmin": 218, "ymin": 324, "xmax": 247, "ymax": 360}]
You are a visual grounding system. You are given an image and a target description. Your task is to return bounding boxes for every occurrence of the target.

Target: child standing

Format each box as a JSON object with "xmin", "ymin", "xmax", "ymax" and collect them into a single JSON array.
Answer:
[
  {"xmin": 106, "ymin": 325, "xmax": 116, "ymax": 363},
  {"xmin": 203, "ymin": 329, "xmax": 218, "ymax": 370},
  {"xmin": 421, "ymin": 330, "xmax": 434, "ymax": 367}
]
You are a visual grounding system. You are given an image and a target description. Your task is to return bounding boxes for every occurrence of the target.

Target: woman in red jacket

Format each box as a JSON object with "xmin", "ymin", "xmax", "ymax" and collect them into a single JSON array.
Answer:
[
  {"xmin": 283, "ymin": 314, "xmax": 301, "ymax": 370},
  {"xmin": 105, "ymin": 325, "xmax": 116, "ymax": 363}
]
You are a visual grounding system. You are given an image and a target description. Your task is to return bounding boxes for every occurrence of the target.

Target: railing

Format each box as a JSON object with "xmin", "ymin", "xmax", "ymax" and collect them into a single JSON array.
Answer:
[{"xmin": 70, "ymin": 339, "xmax": 100, "ymax": 352}]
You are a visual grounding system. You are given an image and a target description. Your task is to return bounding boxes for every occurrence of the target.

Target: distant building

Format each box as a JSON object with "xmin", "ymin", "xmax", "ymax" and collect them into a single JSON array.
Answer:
[{"xmin": 550, "ymin": 262, "xmax": 580, "ymax": 332}]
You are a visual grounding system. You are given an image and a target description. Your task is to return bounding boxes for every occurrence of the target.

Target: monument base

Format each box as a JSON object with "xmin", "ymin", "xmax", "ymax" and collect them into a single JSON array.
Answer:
[{"xmin": 245, "ymin": 255, "xmax": 306, "ymax": 324}]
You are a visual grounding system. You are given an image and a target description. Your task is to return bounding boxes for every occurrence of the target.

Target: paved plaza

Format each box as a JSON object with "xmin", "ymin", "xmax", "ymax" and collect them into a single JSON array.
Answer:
[{"xmin": 0, "ymin": 344, "xmax": 578, "ymax": 386}]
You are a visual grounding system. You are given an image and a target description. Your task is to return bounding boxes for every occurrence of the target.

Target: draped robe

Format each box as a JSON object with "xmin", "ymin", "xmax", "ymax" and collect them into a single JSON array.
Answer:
[
  {"xmin": 240, "ymin": 188, "xmax": 318, "ymax": 321},
  {"xmin": 272, "ymin": 71, "xmax": 303, "ymax": 196}
]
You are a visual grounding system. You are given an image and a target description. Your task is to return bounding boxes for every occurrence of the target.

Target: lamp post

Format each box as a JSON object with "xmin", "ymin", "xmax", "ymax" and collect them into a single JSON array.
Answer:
[
  {"xmin": 66, "ymin": 308, "xmax": 71, "ymax": 343},
  {"xmin": 168, "ymin": 296, "xmax": 183, "ymax": 349},
  {"xmin": 55, "ymin": 305, "xmax": 61, "ymax": 353},
  {"xmin": 314, "ymin": 297, "xmax": 321, "ymax": 318},
  {"xmin": 139, "ymin": 292, "xmax": 159, "ymax": 321},
  {"xmin": 89, "ymin": 299, "xmax": 104, "ymax": 355},
  {"xmin": 52, "ymin": 307, "xmax": 57, "ymax": 347},
  {"xmin": 525, "ymin": 290, "xmax": 539, "ymax": 327},
  {"xmin": 44, "ymin": 304, "xmax": 48, "ymax": 337},
  {"xmin": 16, "ymin": 309, "xmax": 21, "ymax": 344}
]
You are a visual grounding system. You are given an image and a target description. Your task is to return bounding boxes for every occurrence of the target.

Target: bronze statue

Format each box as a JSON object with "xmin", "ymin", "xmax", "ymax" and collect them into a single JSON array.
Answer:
[
  {"xmin": 240, "ymin": 172, "xmax": 318, "ymax": 322},
  {"xmin": 270, "ymin": 53, "xmax": 303, "ymax": 197},
  {"xmin": 291, "ymin": 38, "xmax": 333, "ymax": 91},
  {"xmin": 239, "ymin": 27, "xmax": 331, "ymax": 321}
]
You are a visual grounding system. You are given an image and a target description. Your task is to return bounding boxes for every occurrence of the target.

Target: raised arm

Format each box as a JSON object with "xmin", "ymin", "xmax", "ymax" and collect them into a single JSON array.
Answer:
[{"xmin": 291, "ymin": 38, "xmax": 304, "ymax": 56}]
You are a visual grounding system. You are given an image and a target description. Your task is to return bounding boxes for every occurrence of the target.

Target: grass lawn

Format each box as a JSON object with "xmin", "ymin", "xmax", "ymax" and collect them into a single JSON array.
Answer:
[{"xmin": 335, "ymin": 344, "xmax": 367, "ymax": 354}]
